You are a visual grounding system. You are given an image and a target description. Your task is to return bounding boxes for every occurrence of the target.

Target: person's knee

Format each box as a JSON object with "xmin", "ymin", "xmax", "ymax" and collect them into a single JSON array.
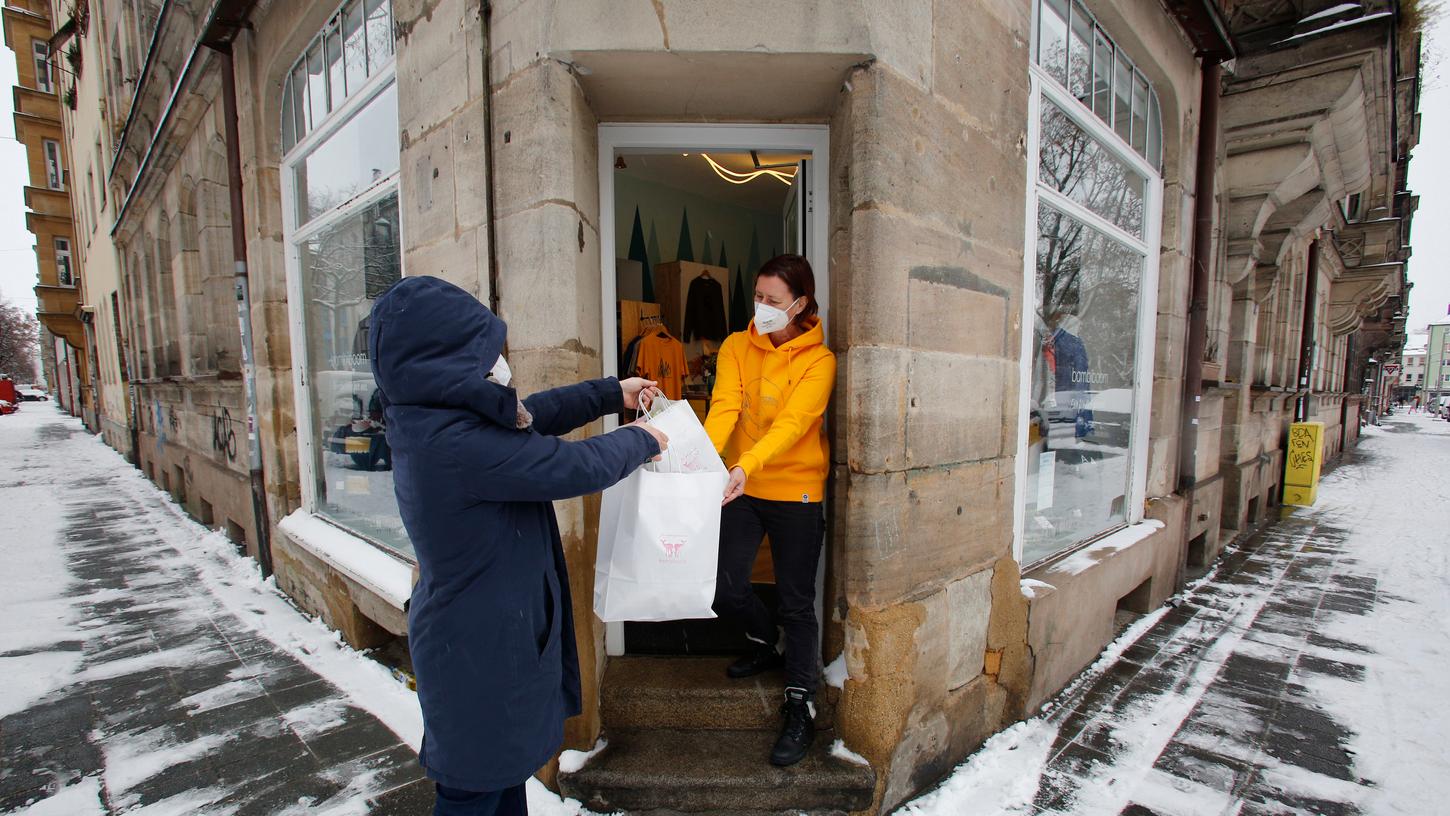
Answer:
[{"xmin": 775, "ymin": 597, "xmax": 816, "ymax": 625}]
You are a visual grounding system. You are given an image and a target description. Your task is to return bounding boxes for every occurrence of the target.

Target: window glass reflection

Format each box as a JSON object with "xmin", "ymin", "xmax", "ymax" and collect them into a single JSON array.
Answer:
[
  {"xmin": 1040, "ymin": 0, "xmax": 1069, "ymax": 87},
  {"xmin": 1038, "ymin": 99, "xmax": 1146, "ymax": 238},
  {"xmin": 1026, "ymin": 203, "xmax": 1144, "ymax": 563},
  {"xmin": 300, "ymin": 192, "xmax": 407, "ymax": 553},
  {"xmin": 294, "ymin": 84, "xmax": 400, "ymax": 226}
]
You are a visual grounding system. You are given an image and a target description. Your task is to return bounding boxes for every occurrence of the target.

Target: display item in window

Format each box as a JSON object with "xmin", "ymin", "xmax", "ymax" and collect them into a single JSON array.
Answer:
[{"xmin": 683, "ymin": 271, "xmax": 728, "ymax": 342}]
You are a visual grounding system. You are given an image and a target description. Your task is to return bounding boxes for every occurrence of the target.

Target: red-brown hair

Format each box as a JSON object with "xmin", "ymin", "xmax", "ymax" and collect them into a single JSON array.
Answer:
[{"xmin": 756, "ymin": 254, "xmax": 818, "ymax": 326}]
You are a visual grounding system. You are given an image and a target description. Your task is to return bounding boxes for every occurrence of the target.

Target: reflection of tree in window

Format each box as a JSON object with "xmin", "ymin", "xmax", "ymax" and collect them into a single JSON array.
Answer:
[
  {"xmin": 1039, "ymin": 101, "xmax": 1145, "ymax": 236},
  {"xmin": 1033, "ymin": 206, "xmax": 1141, "ymax": 413},
  {"xmin": 301, "ymin": 193, "xmax": 400, "ymax": 371}
]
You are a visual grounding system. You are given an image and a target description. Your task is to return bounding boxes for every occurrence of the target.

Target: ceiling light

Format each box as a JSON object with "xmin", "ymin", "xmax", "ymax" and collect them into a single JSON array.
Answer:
[{"xmin": 702, "ymin": 153, "xmax": 796, "ymax": 186}]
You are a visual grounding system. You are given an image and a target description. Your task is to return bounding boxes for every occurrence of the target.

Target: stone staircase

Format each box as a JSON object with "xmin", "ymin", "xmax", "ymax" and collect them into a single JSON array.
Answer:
[{"xmin": 559, "ymin": 656, "xmax": 876, "ymax": 815}]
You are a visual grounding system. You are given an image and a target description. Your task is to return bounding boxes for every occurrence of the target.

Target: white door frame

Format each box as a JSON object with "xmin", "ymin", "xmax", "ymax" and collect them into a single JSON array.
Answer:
[{"xmin": 597, "ymin": 123, "xmax": 831, "ymax": 657}]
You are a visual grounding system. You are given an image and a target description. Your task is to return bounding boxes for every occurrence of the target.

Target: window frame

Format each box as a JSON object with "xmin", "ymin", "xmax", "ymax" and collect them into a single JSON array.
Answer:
[
  {"xmin": 55, "ymin": 236, "xmax": 74, "ymax": 286},
  {"xmin": 1013, "ymin": 41, "xmax": 1164, "ymax": 567},
  {"xmin": 279, "ymin": 7, "xmax": 405, "ymax": 556},
  {"xmin": 43, "ymin": 139, "xmax": 64, "ymax": 190},
  {"xmin": 32, "ymin": 39, "xmax": 53, "ymax": 94}
]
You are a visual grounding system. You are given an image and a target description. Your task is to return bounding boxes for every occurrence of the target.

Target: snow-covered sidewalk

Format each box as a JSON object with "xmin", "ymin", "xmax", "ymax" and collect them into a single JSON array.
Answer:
[
  {"xmin": 0, "ymin": 405, "xmax": 433, "ymax": 814},
  {"xmin": 899, "ymin": 412, "xmax": 1450, "ymax": 816}
]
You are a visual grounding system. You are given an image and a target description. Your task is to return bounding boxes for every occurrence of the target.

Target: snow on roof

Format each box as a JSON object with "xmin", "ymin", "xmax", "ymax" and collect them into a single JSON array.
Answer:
[
  {"xmin": 1276, "ymin": 10, "xmax": 1393, "ymax": 44},
  {"xmin": 1299, "ymin": 2, "xmax": 1361, "ymax": 24}
]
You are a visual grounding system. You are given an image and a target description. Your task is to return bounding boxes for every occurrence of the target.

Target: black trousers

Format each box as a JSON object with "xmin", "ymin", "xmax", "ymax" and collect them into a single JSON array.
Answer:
[{"xmin": 712, "ymin": 495, "xmax": 825, "ymax": 691}]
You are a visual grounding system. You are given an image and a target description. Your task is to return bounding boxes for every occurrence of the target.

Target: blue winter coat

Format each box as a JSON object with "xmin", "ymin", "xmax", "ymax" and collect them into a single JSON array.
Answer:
[{"xmin": 367, "ymin": 276, "xmax": 659, "ymax": 792}]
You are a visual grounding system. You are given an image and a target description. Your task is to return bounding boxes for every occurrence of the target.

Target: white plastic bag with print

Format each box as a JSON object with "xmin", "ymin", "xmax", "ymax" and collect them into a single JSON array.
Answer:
[{"xmin": 594, "ymin": 398, "xmax": 728, "ymax": 622}]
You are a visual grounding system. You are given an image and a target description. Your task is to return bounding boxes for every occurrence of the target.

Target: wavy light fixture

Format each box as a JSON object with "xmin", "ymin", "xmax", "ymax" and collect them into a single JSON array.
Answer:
[{"xmin": 702, "ymin": 153, "xmax": 796, "ymax": 186}]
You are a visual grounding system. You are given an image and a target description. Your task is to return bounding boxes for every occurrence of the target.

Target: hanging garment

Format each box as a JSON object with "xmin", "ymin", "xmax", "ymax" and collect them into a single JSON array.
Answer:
[
  {"xmin": 683, "ymin": 275, "xmax": 729, "ymax": 342},
  {"xmin": 634, "ymin": 329, "xmax": 688, "ymax": 400},
  {"xmin": 621, "ymin": 333, "xmax": 645, "ymax": 383}
]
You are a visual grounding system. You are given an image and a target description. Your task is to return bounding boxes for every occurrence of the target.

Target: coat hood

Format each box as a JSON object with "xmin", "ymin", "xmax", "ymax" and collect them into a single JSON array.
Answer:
[{"xmin": 368, "ymin": 275, "xmax": 517, "ymax": 427}]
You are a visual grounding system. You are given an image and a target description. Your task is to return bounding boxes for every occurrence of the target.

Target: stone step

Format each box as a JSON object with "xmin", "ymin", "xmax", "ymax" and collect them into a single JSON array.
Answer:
[
  {"xmin": 559, "ymin": 727, "xmax": 876, "ymax": 815},
  {"xmin": 603, "ymin": 656, "xmax": 807, "ymax": 731}
]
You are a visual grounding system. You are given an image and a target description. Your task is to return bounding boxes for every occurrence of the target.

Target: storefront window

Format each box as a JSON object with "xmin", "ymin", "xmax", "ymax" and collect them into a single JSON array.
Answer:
[
  {"xmin": 1024, "ymin": 0, "xmax": 1161, "ymax": 564},
  {"xmin": 284, "ymin": 0, "xmax": 408, "ymax": 555}
]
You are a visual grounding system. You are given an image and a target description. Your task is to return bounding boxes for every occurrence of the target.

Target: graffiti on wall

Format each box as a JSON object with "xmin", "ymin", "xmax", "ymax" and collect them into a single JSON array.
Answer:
[{"xmin": 212, "ymin": 408, "xmax": 238, "ymax": 462}]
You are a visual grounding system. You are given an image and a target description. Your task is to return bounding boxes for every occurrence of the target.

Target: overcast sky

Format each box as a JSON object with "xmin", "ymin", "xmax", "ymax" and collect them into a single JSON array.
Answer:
[
  {"xmin": 1, "ymin": 18, "xmax": 1447, "ymax": 329},
  {"xmin": 0, "ymin": 51, "xmax": 37, "ymax": 315}
]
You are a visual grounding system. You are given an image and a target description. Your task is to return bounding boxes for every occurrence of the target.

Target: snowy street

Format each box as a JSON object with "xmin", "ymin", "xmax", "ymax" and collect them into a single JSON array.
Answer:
[{"xmin": 3, "ymin": 403, "xmax": 1449, "ymax": 815}]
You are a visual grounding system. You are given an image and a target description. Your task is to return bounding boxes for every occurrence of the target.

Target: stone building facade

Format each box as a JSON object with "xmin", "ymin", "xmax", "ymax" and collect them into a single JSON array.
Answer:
[
  {"xmin": 4, "ymin": 0, "xmax": 87, "ymax": 418},
  {"xmin": 33, "ymin": 0, "xmax": 1418, "ymax": 812}
]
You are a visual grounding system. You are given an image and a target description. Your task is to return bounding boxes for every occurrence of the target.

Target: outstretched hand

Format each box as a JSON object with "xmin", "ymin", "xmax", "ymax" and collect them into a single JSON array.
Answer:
[
  {"xmin": 631, "ymin": 418, "xmax": 669, "ymax": 461},
  {"xmin": 621, "ymin": 377, "xmax": 664, "ymax": 411}
]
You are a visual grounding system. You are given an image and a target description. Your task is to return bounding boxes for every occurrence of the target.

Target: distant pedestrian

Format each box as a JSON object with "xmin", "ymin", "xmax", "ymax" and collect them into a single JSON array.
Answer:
[{"xmin": 368, "ymin": 276, "xmax": 667, "ymax": 816}]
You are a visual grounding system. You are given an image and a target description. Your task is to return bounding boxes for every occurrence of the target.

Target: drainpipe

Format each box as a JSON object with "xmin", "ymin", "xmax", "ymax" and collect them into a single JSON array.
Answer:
[
  {"xmin": 1175, "ymin": 58, "xmax": 1222, "ymax": 582},
  {"xmin": 481, "ymin": 1, "xmax": 502, "ymax": 317},
  {"xmin": 1293, "ymin": 240, "xmax": 1319, "ymax": 423},
  {"xmin": 210, "ymin": 42, "xmax": 274, "ymax": 578},
  {"xmin": 1177, "ymin": 60, "xmax": 1222, "ymax": 494}
]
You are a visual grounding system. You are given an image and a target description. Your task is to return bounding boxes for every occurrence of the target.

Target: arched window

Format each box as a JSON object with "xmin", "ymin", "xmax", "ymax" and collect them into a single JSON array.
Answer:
[
  {"xmin": 1019, "ymin": 0, "xmax": 1165, "ymax": 564},
  {"xmin": 280, "ymin": 0, "xmax": 407, "ymax": 555}
]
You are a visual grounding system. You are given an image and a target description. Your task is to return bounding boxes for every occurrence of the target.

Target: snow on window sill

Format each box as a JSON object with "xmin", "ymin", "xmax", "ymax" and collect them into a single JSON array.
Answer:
[
  {"xmin": 278, "ymin": 509, "xmax": 414, "ymax": 610},
  {"xmin": 1036, "ymin": 519, "xmax": 1167, "ymax": 578}
]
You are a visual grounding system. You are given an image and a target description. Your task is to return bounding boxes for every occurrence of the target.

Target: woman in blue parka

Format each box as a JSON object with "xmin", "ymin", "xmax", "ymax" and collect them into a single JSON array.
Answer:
[{"xmin": 368, "ymin": 276, "xmax": 667, "ymax": 815}]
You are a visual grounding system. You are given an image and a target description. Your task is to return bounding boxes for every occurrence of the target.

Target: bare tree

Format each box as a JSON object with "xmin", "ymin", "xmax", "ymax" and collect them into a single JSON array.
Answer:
[{"xmin": 0, "ymin": 298, "xmax": 40, "ymax": 381}]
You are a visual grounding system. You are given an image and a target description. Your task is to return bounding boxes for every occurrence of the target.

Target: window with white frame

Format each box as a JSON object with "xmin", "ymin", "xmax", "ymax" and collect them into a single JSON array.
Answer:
[
  {"xmin": 55, "ymin": 237, "xmax": 74, "ymax": 286},
  {"xmin": 281, "ymin": 0, "xmax": 409, "ymax": 555},
  {"xmin": 32, "ymin": 40, "xmax": 53, "ymax": 94},
  {"xmin": 1022, "ymin": 0, "xmax": 1163, "ymax": 564},
  {"xmin": 43, "ymin": 139, "xmax": 64, "ymax": 190}
]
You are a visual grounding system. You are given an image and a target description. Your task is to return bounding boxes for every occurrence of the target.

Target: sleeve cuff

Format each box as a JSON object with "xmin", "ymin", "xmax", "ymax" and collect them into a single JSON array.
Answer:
[
  {"xmin": 598, "ymin": 377, "xmax": 624, "ymax": 414},
  {"xmin": 737, "ymin": 452, "xmax": 761, "ymax": 478}
]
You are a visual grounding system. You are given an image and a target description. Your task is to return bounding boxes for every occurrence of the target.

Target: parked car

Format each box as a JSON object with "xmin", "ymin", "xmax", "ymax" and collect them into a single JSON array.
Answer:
[
  {"xmin": 0, "ymin": 379, "xmax": 17, "ymax": 415},
  {"xmin": 16, "ymin": 386, "xmax": 48, "ymax": 401}
]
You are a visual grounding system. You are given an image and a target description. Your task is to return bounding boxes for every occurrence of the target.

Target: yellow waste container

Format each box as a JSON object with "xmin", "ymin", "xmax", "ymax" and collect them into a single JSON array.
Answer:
[{"xmin": 1282, "ymin": 421, "xmax": 1324, "ymax": 506}]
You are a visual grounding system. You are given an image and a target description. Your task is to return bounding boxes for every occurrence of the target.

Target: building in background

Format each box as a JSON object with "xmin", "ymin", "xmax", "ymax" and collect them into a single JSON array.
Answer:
[
  {"xmin": 1396, "ymin": 330, "xmax": 1426, "ymax": 403},
  {"xmin": 1428, "ymin": 316, "xmax": 1450, "ymax": 406},
  {"xmin": 21, "ymin": 0, "xmax": 1422, "ymax": 812},
  {"xmin": 47, "ymin": 0, "xmax": 133, "ymax": 455},
  {"xmin": 3, "ymin": 0, "xmax": 88, "ymax": 420}
]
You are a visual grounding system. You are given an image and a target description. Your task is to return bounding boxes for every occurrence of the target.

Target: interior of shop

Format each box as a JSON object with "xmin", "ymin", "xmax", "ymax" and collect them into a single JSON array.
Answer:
[{"xmin": 611, "ymin": 149, "xmax": 805, "ymax": 654}]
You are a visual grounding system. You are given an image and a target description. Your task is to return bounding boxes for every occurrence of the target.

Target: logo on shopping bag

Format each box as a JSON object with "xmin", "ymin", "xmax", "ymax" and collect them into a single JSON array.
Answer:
[
  {"xmin": 681, "ymin": 448, "xmax": 703, "ymax": 472},
  {"xmin": 660, "ymin": 535, "xmax": 688, "ymax": 561}
]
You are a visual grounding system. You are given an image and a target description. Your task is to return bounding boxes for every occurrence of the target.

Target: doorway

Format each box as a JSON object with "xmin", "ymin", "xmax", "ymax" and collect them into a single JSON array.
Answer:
[{"xmin": 598, "ymin": 124, "xmax": 830, "ymax": 657}]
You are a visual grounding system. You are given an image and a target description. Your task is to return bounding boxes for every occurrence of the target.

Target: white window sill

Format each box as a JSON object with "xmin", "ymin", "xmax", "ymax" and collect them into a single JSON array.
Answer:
[
  {"xmin": 278, "ymin": 509, "xmax": 414, "ymax": 610},
  {"xmin": 1035, "ymin": 519, "xmax": 1167, "ymax": 579}
]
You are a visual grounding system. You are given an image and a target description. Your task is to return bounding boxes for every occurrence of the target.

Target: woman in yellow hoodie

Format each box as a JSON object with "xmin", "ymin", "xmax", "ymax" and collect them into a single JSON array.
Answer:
[{"xmin": 704, "ymin": 253, "xmax": 836, "ymax": 767}]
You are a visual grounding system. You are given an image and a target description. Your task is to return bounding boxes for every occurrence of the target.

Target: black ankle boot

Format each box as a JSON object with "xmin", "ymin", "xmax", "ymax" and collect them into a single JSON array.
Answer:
[
  {"xmin": 726, "ymin": 645, "xmax": 783, "ymax": 679},
  {"xmin": 770, "ymin": 687, "xmax": 815, "ymax": 766}
]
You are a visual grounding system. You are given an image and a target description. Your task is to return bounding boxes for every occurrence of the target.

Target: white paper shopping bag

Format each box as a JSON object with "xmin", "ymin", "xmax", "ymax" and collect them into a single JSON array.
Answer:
[
  {"xmin": 594, "ymin": 465, "xmax": 728, "ymax": 622},
  {"xmin": 638, "ymin": 398, "xmax": 727, "ymax": 475}
]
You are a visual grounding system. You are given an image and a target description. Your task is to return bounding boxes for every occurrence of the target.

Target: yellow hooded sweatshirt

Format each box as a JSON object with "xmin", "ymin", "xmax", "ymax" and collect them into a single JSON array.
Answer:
[{"xmin": 704, "ymin": 316, "xmax": 836, "ymax": 503}]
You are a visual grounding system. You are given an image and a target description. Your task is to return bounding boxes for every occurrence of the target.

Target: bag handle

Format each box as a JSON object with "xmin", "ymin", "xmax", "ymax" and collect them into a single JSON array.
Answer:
[{"xmin": 636, "ymin": 395, "xmax": 677, "ymax": 472}]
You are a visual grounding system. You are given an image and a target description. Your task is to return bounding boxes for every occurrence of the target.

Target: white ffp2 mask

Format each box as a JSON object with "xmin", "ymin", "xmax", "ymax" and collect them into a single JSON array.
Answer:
[
  {"xmin": 753, "ymin": 298, "xmax": 800, "ymax": 334},
  {"xmin": 489, "ymin": 355, "xmax": 512, "ymax": 387}
]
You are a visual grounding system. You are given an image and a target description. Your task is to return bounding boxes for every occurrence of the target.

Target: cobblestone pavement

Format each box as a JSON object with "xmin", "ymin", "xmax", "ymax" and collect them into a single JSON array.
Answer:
[{"xmin": 0, "ymin": 410, "xmax": 432, "ymax": 814}]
